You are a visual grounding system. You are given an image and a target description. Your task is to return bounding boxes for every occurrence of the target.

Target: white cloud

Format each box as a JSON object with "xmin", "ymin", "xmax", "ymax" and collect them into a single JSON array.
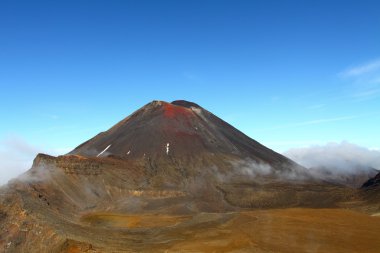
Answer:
[
  {"xmin": 339, "ymin": 58, "xmax": 380, "ymax": 100},
  {"xmin": 0, "ymin": 135, "xmax": 69, "ymax": 185},
  {"xmin": 340, "ymin": 59, "xmax": 380, "ymax": 77},
  {"xmin": 284, "ymin": 141, "xmax": 380, "ymax": 172},
  {"xmin": 352, "ymin": 88, "xmax": 380, "ymax": 99}
]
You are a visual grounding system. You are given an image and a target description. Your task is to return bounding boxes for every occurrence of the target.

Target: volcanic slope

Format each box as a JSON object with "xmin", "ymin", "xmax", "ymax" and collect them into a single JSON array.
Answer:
[
  {"xmin": 0, "ymin": 100, "xmax": 378, "ymax": 253},
  {"xmin": 69, "ymin": 100, "xmax": 302, "ymax": 173}
]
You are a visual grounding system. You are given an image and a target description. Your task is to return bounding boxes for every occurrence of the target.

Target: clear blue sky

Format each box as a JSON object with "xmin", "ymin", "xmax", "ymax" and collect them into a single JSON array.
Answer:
[{"xmin": 1, "ymin": 0, "xmax": 380, "ymax": 154}]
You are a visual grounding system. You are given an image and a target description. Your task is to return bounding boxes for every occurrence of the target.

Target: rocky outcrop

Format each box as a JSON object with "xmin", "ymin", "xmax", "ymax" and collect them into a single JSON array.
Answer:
[{"xmin": 362, "ymin": 172, "xmax": 380, "ymax": 188}]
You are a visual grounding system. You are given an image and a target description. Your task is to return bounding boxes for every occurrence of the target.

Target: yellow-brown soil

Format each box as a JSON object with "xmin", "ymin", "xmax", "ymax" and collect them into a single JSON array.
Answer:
[
  {"xmin": 70, "ymin": 208, "xmax": 380, "ymax": 253},
  {"xmin": 165, "ymin": 208, "xmax": 380, "ymax": 253},
  {"xmin": 81, "ymin": 212, "xmax": 191, "ymax": 228}
]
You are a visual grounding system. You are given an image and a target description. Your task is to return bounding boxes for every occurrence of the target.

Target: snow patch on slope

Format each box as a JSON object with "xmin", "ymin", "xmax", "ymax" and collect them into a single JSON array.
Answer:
[{"xmin": 97, "ymin": 145, "xmax": 112, "ymax": 157}]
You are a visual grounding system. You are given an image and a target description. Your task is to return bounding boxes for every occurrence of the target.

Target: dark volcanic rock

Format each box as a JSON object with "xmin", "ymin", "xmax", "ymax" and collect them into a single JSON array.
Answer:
[
  {"xmin": 362, "ymin": 172, "xmax": 380, "ymax": 188},
  {"xmin": 171, "ymin": 100, "xmax": 201, "ymax": 108}
]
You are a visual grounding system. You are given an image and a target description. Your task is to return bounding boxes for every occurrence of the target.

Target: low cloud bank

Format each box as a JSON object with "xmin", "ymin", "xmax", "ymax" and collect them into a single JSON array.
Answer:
[
  {"xmin": 0, "ymin": 135, "xmax": 68, "ymax": 185},
  {"xmin": 284, "ymin": 141, "xmax": 380, "ymax": 172},
  {"xmin": 231, "ymin": 159, "xmax": 273, "ymax": 177}
]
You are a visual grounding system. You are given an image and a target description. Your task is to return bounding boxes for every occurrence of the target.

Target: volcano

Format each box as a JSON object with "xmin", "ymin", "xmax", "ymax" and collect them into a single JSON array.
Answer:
[
  {"xmin": 69, "ymin": 100, "xmax": 303, "ymax": 177},
  {"xmin": 70, "ymin": 99, "xmax": 285, "ymax": 161},
  {"xmin": 1, "ymin": 100, "xmax": 380, "ymax": 253}
]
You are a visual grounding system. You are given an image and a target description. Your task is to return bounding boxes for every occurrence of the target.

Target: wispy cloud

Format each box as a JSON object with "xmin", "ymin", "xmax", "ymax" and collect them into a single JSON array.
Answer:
[
  {"xmin": 338, "ymin": 58, "xmax": 380, "ymax": 101},
  {"xmin": 253, "ymin": 110, "xmax": 380, "ymax": 134},
  {"xmin": 340, "ymin": 59, "xmax": 380, "ymax": 77},
  {"xmin": 0, "ymin": 135, "xmax": 69, "ymax": 185},
  {"xmin": 352, "ymin": 88, "xmax": 380, "ymax": 99},
  {"xmin": 298, "ymin": 116, "xmax": 357, "ymax": 125},
  {"xmin": 0, "ymin": 136, "xmax": 41, "ymax": 185},
  {"xmin": 260, "ymin": 115, "xmax": 357, "ymax": 132}
]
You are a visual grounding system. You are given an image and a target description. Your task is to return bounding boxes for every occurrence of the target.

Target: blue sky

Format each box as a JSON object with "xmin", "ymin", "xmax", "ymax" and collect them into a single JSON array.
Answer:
[{"xmin": 1, "ymin": 0, "xmax": 380, "ymax": 163}]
